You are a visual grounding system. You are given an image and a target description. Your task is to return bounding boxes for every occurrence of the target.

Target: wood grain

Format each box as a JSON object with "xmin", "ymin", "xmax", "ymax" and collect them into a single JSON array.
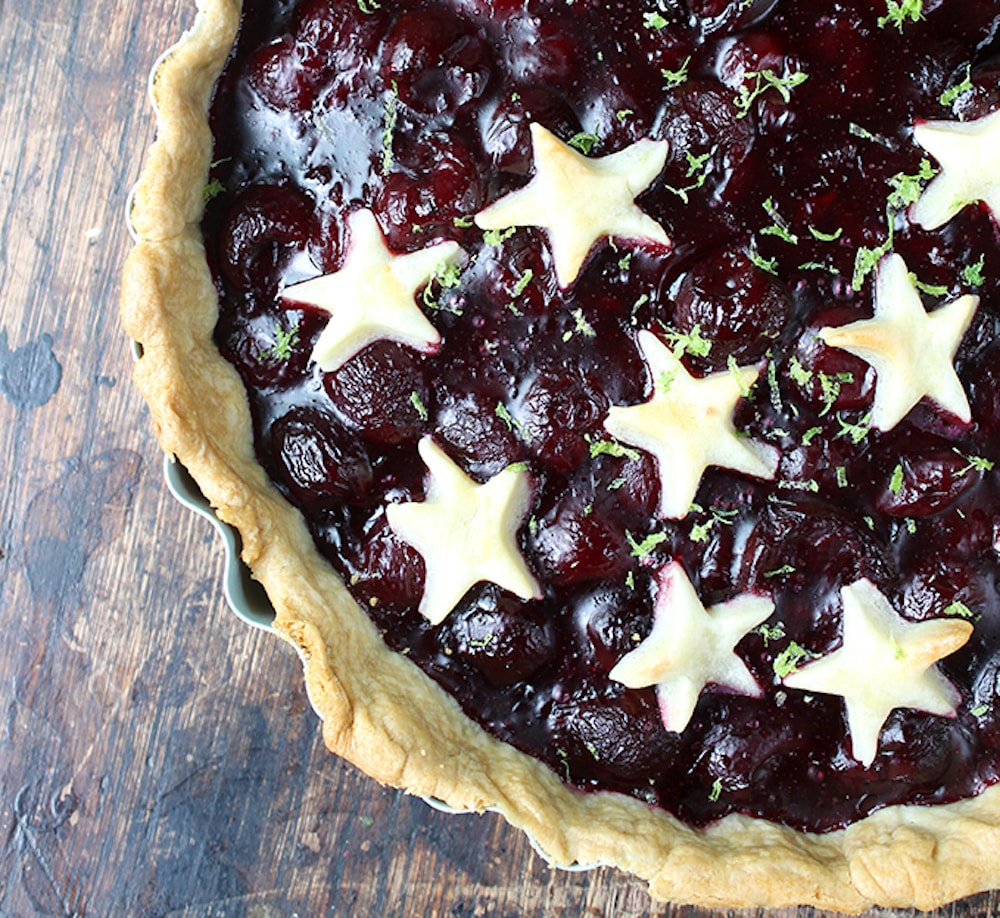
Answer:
[{"xmin": 0, "ymin": 0, "xmax": 997, "ymax": 915}]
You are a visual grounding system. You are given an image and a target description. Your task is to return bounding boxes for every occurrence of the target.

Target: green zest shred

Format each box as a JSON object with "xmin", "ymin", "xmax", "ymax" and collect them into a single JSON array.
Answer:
[
  {"xmin": 944, "ymin": 600, "xmax": 979, "ymax": 620},
  {"xmin": 908, "ymin": 273, "xmax": 949, "ymax": 297},
  {"xmin": 568, "ymin": 131, "xmax": 601, "ymax": 155},
  {"xmin": 756, "ymin": 622, "xmax": 787, "ymax": 646},
  {"xmin": 661, "ymin": 322, "xmax": 713, "ymax": 358},
  {"xmin": 409, "ymin": 391, "xmax": 429, "ymax": 421},
  {"xmin": 627, "ymin": 530, "xmax": 671, "ymax": 559},
  {"xmin": 764, "ymin": 564, "xmax": 796, "ymax": 579},
  {"xmin": 817, "ymin": 371, "xmax": 854, "ymax": 416},
  {"xmin": 955, "ymin": 450, "xmax": 995, "ymax": 476},
  {"xmin": 483, "ymin": 226, "xmax": 517, "ymax": 247},
  {"xmin": 835, "ymin": 411, "xmax": 872, "ymax": 444},
  {"xmin": 588, "ymin": 436, "xmax": 641, "ymax": 461},
  {"xmin": 664, "ymin": 150, "xmax": 711, "ymax": 204},
  {"xmin": 562, "ymin": 307, "xmax": 597, "ymax": 342},
  {"xmin": 643, "ymin": 10, "xmax": 668, "ymax": 29},
  {"xmin": 747, "ymin": 238, "xmax": 778, "ymax": 274},
  {"xmin": 773, "ymin": 641, "xmax": 813, "ymax": 678},
  {"xmin": 877, "ymin": 0, "xmax": 923, "ymax": 31},
  {"xmin": 203, "ymin": 178, "xmax": 225, "ymax": 203},
  {"xmin": 886, "ymin": 159, "xmax": 937, "ymax": 211},
  {"xmin": 809, "ymin": 226, "xmax": 844, "ymax": 242},
  {"xmin": 889, "ymin": 462, "xmax": 905, "ymax": 494},
  {"xmin": 734, "ymin": 69, "xmax": 809, "ymax": 119},
  {"xmin": 258, "ymin": 322, "xmax": 300, "ymax": 362},
  {"xmin": 761, "ymin": 197, "xmax": 798, "ymax": 245},
  {"xmin": 801, "ymin": 426, "xmax": 823, "ymax": 446},
  {"xmin": 788, "ymin": 356, "xmax": 813, "ymax": 388},
  {"xmin": 940, "ymin": 65, "xmax": 974, "ymax": 108},
  {"xmin": 381, "ymin": 81, "xmax": 399, "ymax": 174},
  {"xmin": 661, "ymin": 55, "xmax": 691, "ymax": 88},
  {"xmin": 962, "ymin": 255, "xmax": 986, "ymax": 287},
  {"xmin": 422, "ymin": 260, "xmax": 465, "ymax": 314}
]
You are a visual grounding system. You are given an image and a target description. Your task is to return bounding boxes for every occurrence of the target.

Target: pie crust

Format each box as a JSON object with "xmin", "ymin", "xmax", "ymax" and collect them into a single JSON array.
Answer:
[{"xmin": 121, "ymin": 0, "xmax": 1000, "ymax": 909}]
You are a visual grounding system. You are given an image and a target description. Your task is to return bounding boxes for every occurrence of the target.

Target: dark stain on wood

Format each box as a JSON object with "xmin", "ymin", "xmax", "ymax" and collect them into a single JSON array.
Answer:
[
  {"xmin": 0, "ymin": 330, "xmax": 62, "ymax": 410},
  {"xmin": 22, "ymin": 449, "xmax": 142, "ymax": 606}
]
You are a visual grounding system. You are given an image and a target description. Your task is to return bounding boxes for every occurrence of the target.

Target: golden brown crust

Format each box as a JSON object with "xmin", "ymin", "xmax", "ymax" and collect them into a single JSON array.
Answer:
[{"xmin": 121, "ymin": 1, "xmax": 1000, "ymax": 910}]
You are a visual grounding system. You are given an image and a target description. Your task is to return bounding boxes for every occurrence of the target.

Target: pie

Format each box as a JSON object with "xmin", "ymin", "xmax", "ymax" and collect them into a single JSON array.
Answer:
[{"xmin": 121, "ymin": 0, "xmax": 1000, "ymax": 909}]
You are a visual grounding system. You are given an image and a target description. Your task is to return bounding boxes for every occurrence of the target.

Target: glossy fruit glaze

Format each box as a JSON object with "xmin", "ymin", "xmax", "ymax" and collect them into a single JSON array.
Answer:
[{"xmin": 204, "ymin": 0, "xmax": 1000, "ymax": 831}]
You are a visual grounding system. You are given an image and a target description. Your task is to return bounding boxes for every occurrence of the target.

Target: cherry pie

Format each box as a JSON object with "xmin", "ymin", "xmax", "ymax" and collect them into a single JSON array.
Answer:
[{"xmin": 123, "ymin": 0, "xmax": 1000, "ymax": 908}]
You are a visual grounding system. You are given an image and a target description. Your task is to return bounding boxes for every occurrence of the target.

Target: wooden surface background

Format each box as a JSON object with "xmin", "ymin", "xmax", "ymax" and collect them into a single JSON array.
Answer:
[{"xmin": 0, "ymin": 0, "xmax": 997, "ymax": 915}]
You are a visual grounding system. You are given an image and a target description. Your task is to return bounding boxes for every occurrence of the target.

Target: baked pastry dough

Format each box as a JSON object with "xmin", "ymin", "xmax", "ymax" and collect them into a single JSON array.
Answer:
[{"xmin": 122, "ymin": 0, "xmax": 1000, "ymax": 908}]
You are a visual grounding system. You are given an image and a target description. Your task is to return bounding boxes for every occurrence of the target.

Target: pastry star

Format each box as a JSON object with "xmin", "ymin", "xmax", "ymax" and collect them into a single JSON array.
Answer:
[
  {"xmin": 610, "ymin": 560, "xmax": 773, "ymax": 734},
  {"xmin": 819, "ymin": 253, "xmax": 978, "ymax": 431},
  {"xmin": 282, "ymin": 208, "xmax": 462, "ymax": 372},
  {"xmin": 783, "ymin": 578, "xmax": 973, "ymax": 767},
  {"xmin": 603, "ymin": 330, "xmax": 778, "ymax": 519},
  {"xmin": 475, "ymin": 123, "xmax": 670, "ymax": 287},
  {"xmin": 386, "ymin": 437, "xmax": 542, "ymax": 626},
  {"xmin": 911, "ymin": 108, "xmax": 1000, "ymax": 230}
]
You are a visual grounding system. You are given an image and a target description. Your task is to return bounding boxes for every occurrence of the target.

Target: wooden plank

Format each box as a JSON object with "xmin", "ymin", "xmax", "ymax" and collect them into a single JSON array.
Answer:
[{"xmin": 0, "ymin": 0, "xmax": 996, "ymax": 914}]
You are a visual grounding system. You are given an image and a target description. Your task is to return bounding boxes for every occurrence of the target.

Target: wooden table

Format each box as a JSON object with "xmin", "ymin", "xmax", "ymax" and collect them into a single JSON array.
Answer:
[{"xmin": 0, "ymin": 1, "xmax": 996, "ymax": 915}]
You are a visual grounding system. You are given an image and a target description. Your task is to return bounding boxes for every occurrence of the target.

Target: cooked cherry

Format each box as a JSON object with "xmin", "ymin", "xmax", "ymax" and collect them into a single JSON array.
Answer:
[
  {"xmin": 324, "ymin": 341, "xmax": 431, "ymax": 445},
  {"xmin": 550, "ymin": 689, "xmax": 680, "ymax": 785},
  {"xmin": 572, "ymin": 582, "xmax": 653, "ymax": 673},
  {"xmin": 674, "ymin": 248, "xmax": 793, "ymax": 368},
  {"xmin": 473, "ymin": 235, "xmax": 553, "ymax": 316},
  {"xmin": 742, "ymin": 501, "xmax": 894, "ymax": 629},
  {"xmin": 482, "ymin": 88, "xmax": 581, "ymax": 174},
  {"xmin": 790, "ymin": 306, "xmax": 877, "ymax": 415},
  {"xmin": 775, "ymin": 420, "xmax": 875, "ymax": 496},
  {"xmin": 433, "ymin": 388, "xmax": 523, "ymax": 478},
  {"xmin": 215, "ymin": 306, "xmax": 317, "ymax": 389},
  {"xmin": 376, "ymin": 133, "xmax": 485, "ymax": 245},
  {"xmin": 382, "ymin": 9, "xmax": 492, "ymax": 116},
  {"xmin": 531, "ymin": 492, "xmax": 633, "ymax": 590},
  {"xmin": 518, "ymin": 370, "xmax": 605, "ymax": 474},
  {"xmin": 876, "ymin": 715, "xmax": 975, "ymax": 789},
  {"xmin": 694, "ymin": 698, "xmax": 818, "ymax": 800},
  {"xmin": 247, "ymin": 37, "xmax": 320, "ymax": 111},
  {"xmin": 348, "ymin": 515, "xmax": 426, "ymax": 611},
  {"xmin": 895, "ymin": 546, "xmax": 990, "ymax": 623},
  {"xmin": 270, "ymin": 407, "xmax": 374, "ymax": 507},
  {"xmin": 718, "ymin": 31, "xmax": 788, "ymax": 89},
  {"xmin": 653, "ymin": 79, "xmax": 757, "ymax": 204},
  {"xmin": 969, "ymin": 341, "xmax": 1000, "ymax": 448},
  {"xmin": 502, "ymin": 13, "xmax": 583, "ymax": 89},
  {"xmin": 954, "ymin": 64, "xmax": 1000, "ymax": 121},
  {"xmin": 218, "ymin": 185, "xmax": 318, "ymax": 295},
  {"xmin": 691, "ymin": 0, "xmax": 781, "ymax": 33},
  {"xmin": 873, "ymin": 444, "xmax": 976, "ymax": 517},
  {"xmin": 294, "ymin": 0, "xmax": 386, "ymax": 76},
  {"xmin": 448, "ymin": 585, "xmax": 558, "ymax": 687},
  {"xmin": 591, "ymin": 449, "xmax": 661, "ymax": 521}
]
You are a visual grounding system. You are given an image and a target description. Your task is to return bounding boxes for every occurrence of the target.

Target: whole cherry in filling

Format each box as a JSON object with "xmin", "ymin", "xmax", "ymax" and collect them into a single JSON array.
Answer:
[{"xmin": 206, "ymin": 0, "xmax": 1000, "ymax": 832}]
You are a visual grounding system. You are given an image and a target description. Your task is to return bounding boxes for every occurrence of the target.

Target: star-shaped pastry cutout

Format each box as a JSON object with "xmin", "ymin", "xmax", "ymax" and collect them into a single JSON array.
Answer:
[
  {"xmin": 819, "ymin": 253, "xmax": 978, "ymax": 431},
  {"xmin": 783, "ymin": 578, "xmax": 973, "ymax": 767},
  {"xmin": 603, "ymin": 330, "xmax": 778, "ymax": 519},
  {"xmin": 282, "ymin": 208, "xmax": 463, "ymax": 372},
  {"xmin": 911, "ymin": 107, "xmax": 1000, "ymax": 230},
  {"xmin": 386, "ymin": 437, "xmax": 542, "ymax": 626},
  {"xmin": 610, "ymin": 560, "xmax": 773, "ymax": 734},
  {"xmin": 475, "ymin": 123, "xmax": 670, "ymax": 287}
]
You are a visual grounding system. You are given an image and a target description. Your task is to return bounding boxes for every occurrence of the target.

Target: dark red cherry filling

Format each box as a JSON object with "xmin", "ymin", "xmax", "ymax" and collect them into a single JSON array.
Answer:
[{"xmin": 204, "ymin": 0, "xmax": 1000, "ymax": 833}]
